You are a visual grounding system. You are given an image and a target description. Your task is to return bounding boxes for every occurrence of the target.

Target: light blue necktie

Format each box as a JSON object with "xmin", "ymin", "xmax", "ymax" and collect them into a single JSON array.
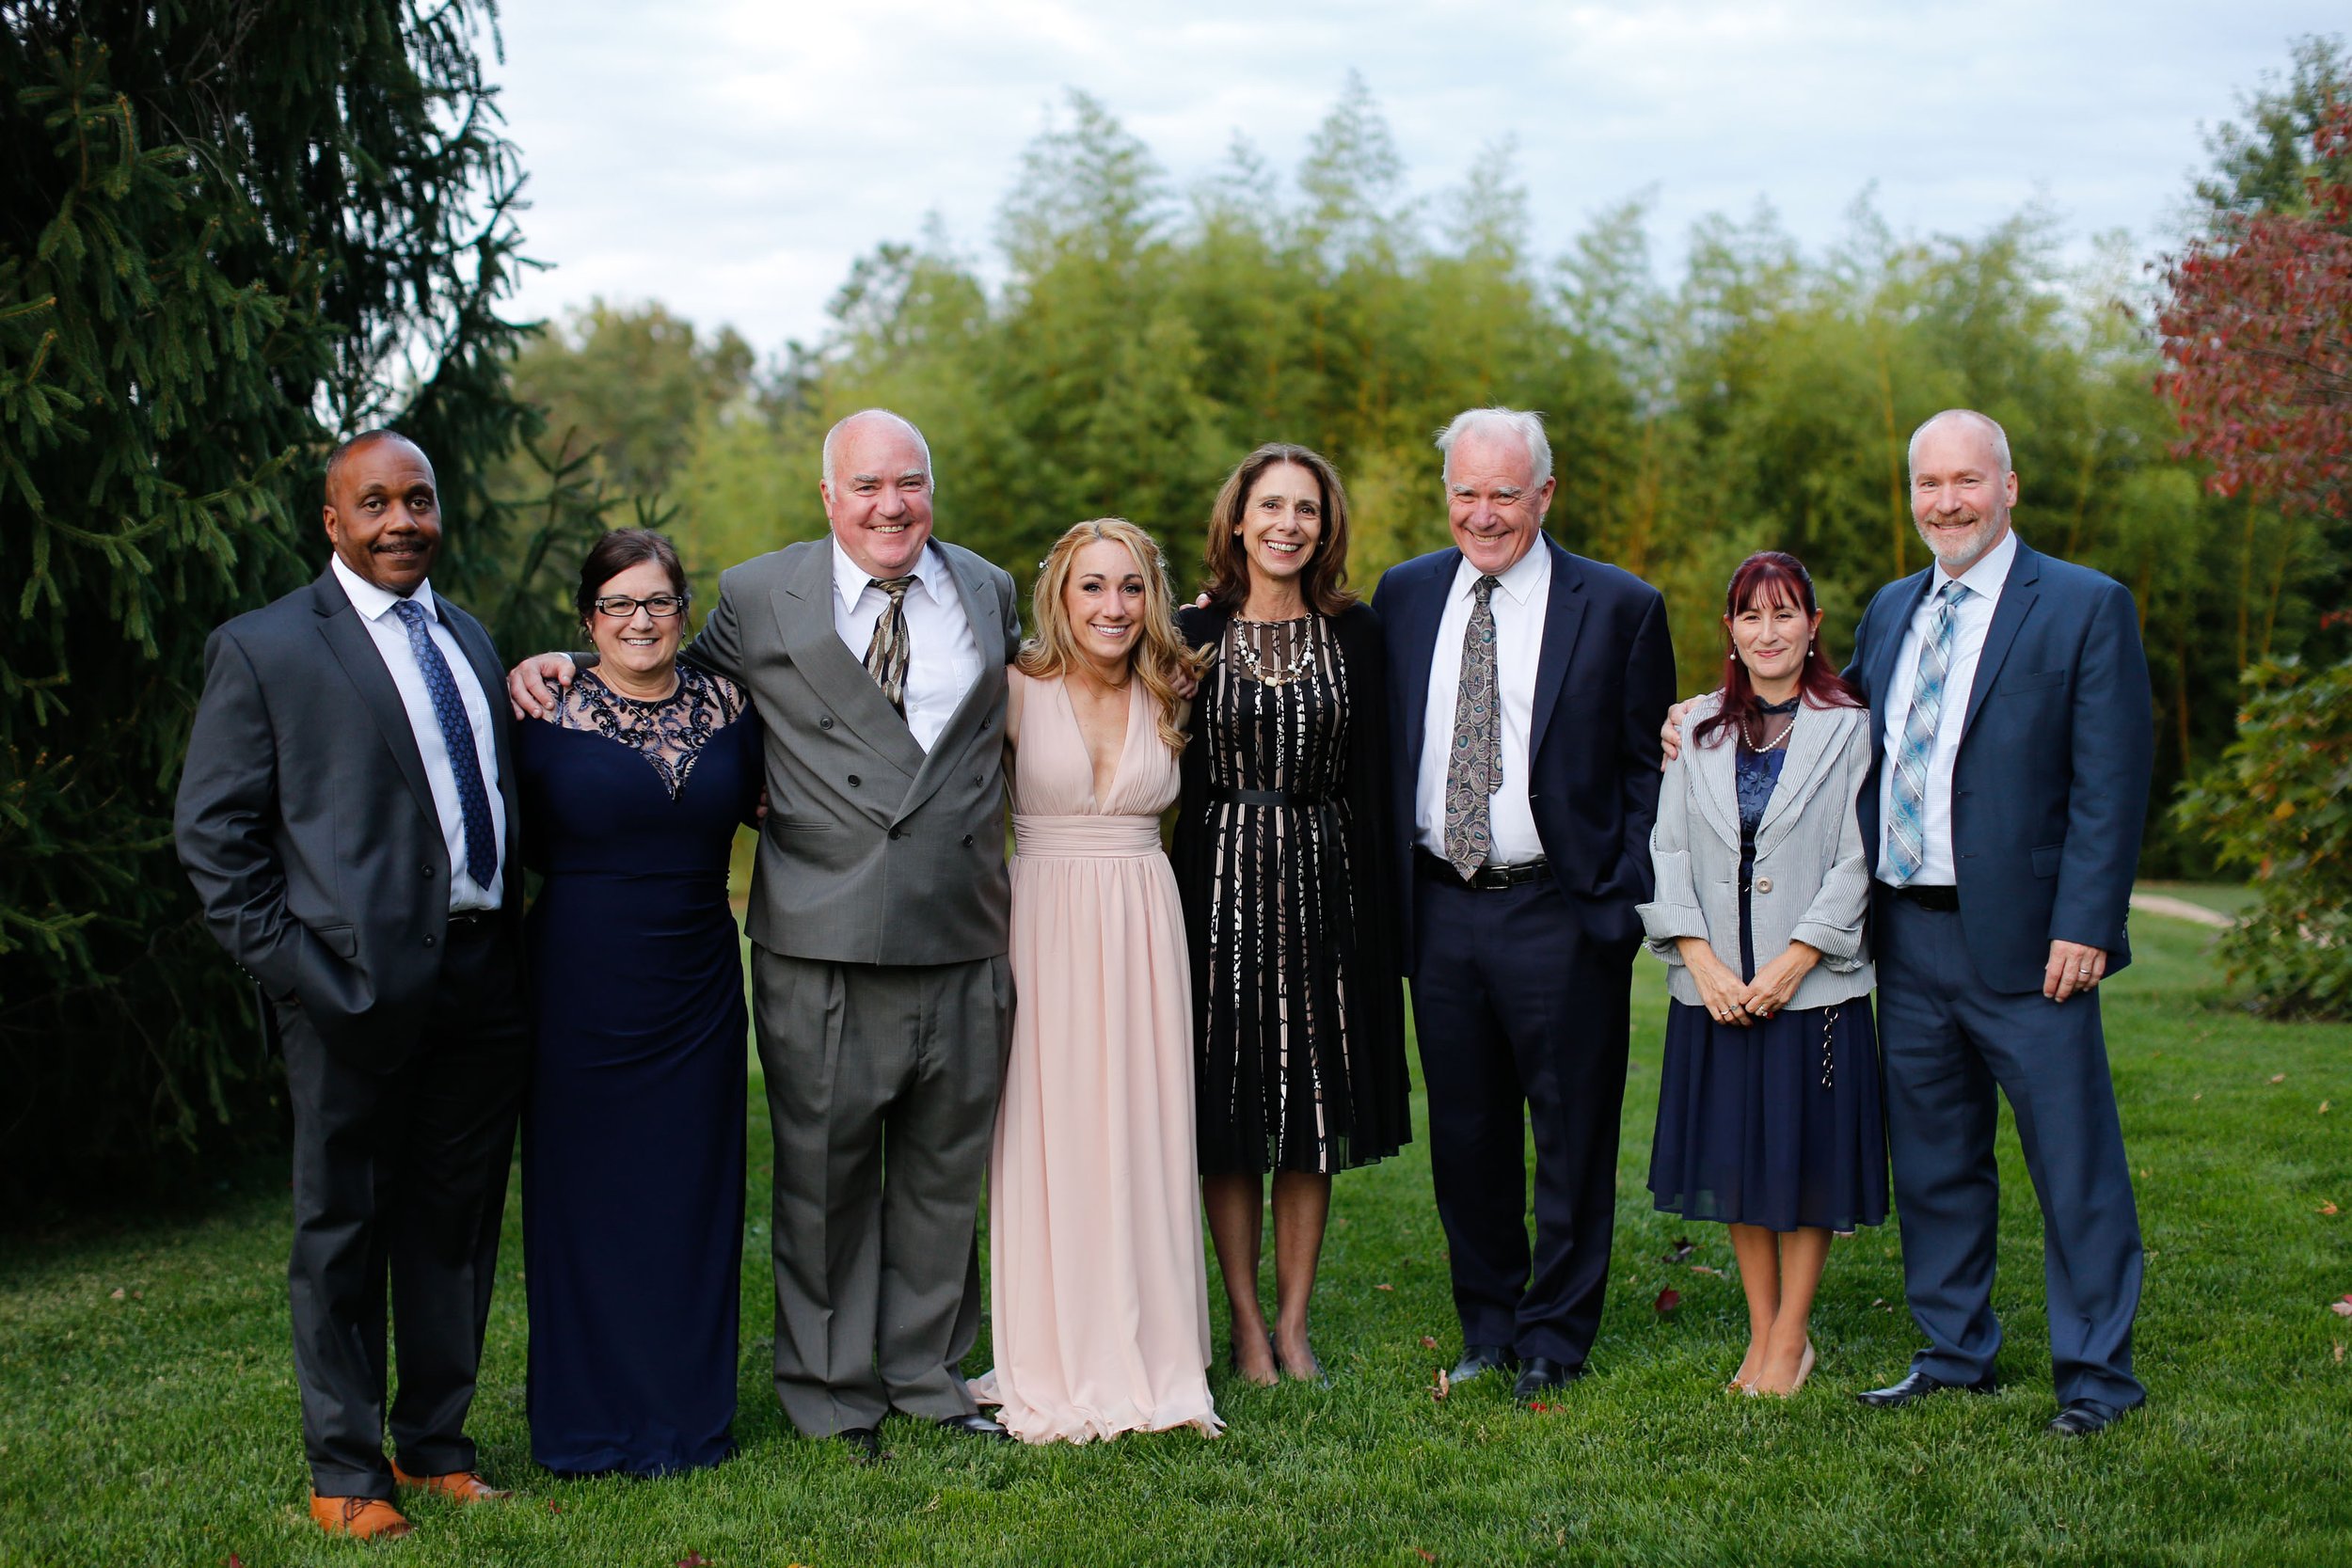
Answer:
[
  {"xmin": 391, "ymin": 598, "xmax": 499, "ymax": 892},
  {"xmin": 1886, "ymin": 579, "xmax": 1970, "ymax": 886}
]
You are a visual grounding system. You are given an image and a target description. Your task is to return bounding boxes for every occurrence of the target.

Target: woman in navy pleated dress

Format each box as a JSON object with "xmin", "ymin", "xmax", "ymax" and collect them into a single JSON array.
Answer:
[
  {"xmin": 517, "ymin": 529, "xmax": 760, "ymax": 1474},
  {"xmin": 1639, "ymin": 550, "xmax": 1886, "ymax": 1398}
]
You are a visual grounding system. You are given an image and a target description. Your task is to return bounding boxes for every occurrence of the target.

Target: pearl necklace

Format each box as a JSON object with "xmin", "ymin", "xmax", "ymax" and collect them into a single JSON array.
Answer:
[
  {"xmin": 1232, "ymin": 618, "xmax": 1315, "ymax": 686},
  {"xmin": 1740, "ymin": 702, "xmax": 1797, "ymax": 752}
]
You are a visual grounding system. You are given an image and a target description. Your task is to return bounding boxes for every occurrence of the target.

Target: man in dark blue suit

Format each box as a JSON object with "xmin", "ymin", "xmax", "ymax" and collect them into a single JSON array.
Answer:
[
  {"xmin": 1666, "ymin": 408, "xmax": 2153, "ymax": 1434},
  {"xmin": 1851, "ymin": 408, "xmax": 2153, "ymax": 1435},
  {"xmin": 1373, "ymin": 407, "xmax": 1675, "ymax": 1402}
]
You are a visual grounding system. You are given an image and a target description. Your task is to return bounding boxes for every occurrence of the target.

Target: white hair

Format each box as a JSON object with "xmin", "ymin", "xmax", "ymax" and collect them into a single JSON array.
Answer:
[
  {"xmin": 1435, "ymin": 406, "xmax": 1552, "ymax": 489},
  {"xmin": 821, "ymin": 408, "xmax": 935, "ymax": 493},
  {"xmin": 1907, "ymin": 408, "xmax": 2011, "ymax": 477}
]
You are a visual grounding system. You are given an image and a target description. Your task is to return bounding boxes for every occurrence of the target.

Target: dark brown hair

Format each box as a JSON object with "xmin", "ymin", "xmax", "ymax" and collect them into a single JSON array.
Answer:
[
  {"xmin": 576, "ymin": 529, "xmax": 688, "ymax": 627},
  {"xmin": 1201, "ymin": 443, "xmax": 1358, "ymax": 615},
  {"xmin": 1692, "ymin": 550, "xmax": 1864, "ymax": 749}
]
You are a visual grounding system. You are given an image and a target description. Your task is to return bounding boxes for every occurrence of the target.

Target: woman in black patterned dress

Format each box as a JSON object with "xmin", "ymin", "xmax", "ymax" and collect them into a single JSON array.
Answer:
[{"xmin": 1174, "ymin": 444, "xmax": 1409, "ymax": 1386}]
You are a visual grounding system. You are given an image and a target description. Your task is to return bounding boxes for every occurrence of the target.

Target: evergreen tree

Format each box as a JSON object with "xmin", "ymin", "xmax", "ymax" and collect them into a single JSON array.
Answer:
[{"xmin": 0, "ymin": 1, "xmax": 574, "ymax": 1205}]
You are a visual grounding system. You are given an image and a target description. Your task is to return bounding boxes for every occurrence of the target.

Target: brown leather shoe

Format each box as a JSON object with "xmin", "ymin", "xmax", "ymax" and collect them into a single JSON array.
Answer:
[
  {"xmin": 389, "ymin": 1462, "xmax": 512, "ymax": 1502},
  {"xmin": 310, "ymin": 1492, "xmax": 414, "ymax": 1539}
]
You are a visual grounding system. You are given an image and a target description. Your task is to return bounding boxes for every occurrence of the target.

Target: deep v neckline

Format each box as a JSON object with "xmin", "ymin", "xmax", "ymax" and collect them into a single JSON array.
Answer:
[{"xmin": 1058, "ymin": 673, "xmax": 1139, "ymax": 809}]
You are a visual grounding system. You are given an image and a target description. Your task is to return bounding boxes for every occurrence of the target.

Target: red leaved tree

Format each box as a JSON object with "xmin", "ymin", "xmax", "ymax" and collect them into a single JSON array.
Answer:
[{"xmin": 2158, "ymin": 95, "xmax": 2352, "ymax": 528}]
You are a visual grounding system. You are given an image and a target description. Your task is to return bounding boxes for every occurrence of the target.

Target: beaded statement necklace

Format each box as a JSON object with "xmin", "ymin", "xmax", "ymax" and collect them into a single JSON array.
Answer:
[{"xmin": 1230, "ymin": 617, "xmax": 1316, "ymax": 687}]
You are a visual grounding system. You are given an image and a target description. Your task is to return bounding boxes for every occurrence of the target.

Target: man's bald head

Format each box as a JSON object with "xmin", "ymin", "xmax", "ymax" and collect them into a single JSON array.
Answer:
[
  {"xmin": 821, "ymin": 410, "xmax": 932, "ymax": 495},
  {"xmin": 325, "ymin": 429, "xmax": 433, "ymax": 503}
]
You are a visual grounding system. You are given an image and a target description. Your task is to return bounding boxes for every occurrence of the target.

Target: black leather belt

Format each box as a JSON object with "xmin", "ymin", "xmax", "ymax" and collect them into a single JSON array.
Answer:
[
  {"xmin": 445, "ymin": 910, "xmax": 502, "ymax": 940},
  {"xmin": 1885, "ymin": 882, "xmax": 1960, "ymax": 911},
  {"xmin": 1418, "ymin": 850, "xmax": 1550, "ymax": 891},
  {"xmin": 1209, "ymin": 784, "xmax": 1329, "ymax": 808}
]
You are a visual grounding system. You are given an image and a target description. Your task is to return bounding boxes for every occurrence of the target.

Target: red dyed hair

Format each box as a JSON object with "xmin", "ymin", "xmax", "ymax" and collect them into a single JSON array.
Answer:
[{"xmin": 1691, "ymin": 550, "xmax": 1864, "ymax": 749}]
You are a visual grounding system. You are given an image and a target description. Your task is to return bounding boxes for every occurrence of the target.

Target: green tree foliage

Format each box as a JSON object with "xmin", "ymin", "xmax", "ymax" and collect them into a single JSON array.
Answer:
[
  {"xmin": 0, "ymin": 1, "xmax": 583, "ymax": 1206},
  {"xmin": 2174, "ymin": 658, "xmax": 2352, "ymax": 1016}
]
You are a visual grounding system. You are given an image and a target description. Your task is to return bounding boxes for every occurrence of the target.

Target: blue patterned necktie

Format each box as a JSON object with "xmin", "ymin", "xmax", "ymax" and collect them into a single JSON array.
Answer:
[
  {"xmin": 1442, "ymin": 574, "xmax": 1504, "ymax": 879},
  {"xmin": 1886, "ymin": 579, "xmax": 1970, "ymax": 885},
  {"xmin": 391, "ymin": 597, "xmax": 499, "ymax": 892}
]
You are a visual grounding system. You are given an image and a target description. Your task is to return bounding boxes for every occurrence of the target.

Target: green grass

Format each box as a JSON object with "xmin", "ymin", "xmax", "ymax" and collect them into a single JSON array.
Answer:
[{"xmin": 5, "ymin": 894, "xmax": 2348, "ymax": 1566}]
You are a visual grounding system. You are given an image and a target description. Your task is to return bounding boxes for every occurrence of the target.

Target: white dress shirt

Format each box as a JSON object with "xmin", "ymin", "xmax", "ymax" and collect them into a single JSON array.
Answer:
[
  {"xmin": 829, "ymin": 536, "xmax": 983, "ymax": 753},
  {"xmin": 330, "ymin": 555, "xmax": 507, "ymax": 911},
  {"xmin": 1873, "ymin": 528, "xmax": 2018, "ymax": 886},
  {"xmin": 1416, "ymin": 541, "xmax": 1551, "ymax": 865}
]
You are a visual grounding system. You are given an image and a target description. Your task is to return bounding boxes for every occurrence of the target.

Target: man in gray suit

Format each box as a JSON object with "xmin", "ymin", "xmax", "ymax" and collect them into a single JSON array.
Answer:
[
  {"xmin": 178, "ymin": 431, "xmax": 526, "ymax": 1538},
  {"xmin": 513, "ymin": 409, "xmax": 1020, "ymax": 1457}
]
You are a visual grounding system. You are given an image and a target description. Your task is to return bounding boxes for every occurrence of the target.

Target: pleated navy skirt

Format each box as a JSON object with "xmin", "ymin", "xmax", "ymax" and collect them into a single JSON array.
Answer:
[{"xmin": 1647, "ymin": 997, "xmax": 1890, "ymax": 1233}]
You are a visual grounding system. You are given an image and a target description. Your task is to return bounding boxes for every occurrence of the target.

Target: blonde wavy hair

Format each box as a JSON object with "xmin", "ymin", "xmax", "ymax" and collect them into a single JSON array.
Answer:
[{"xmin": 1018, "ymin": 517, "xmax": 1200, "ymax": 754}]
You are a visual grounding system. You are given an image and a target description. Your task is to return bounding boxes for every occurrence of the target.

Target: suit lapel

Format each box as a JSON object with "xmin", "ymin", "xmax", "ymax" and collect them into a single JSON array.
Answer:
[
  {"xmin": 1528, "ymin": 535, "xmax": 1585, "ymax": 758},
  {"xmin": 896, "ymin": 547, "xmax": 1007, "ymax": 825},
  {"xmin": 1390, "ymin": 552, "xmax": 1454, "ymax": 782},
  {"xmin": 1960, "ymin": 540, "xmax": 2042, "ymax": 740},
  {"xmin": 1754, "ymin": 703, "xmax": 1850, "ymax": 857},
  {"xmin": 1685, "ymin": 705, "xmax": 1744, "ymax": 853},
  {"xmin": 1864, "ymin": 568, "xmax": 1933, "ymax": 756},
  {"xmin": 309, "ymin": 573, "xmax": 440, "ymax": 830},
  {"xmin": 773, "ymin": 544, "xmax": 927, "ymax": 780}
]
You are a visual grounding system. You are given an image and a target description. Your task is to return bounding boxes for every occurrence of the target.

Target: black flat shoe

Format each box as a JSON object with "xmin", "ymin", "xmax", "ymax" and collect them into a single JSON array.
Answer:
[
  {"xmin": 1450, "ymin": 1343, "xmax": 1518, "ymax": 1384},
  {"xmin": 936, "ymin": 1412, "xmax": 1013, "ymax": 1441},
  {"xmin": 1512, "ymin": 1356, "xmax": 1581, "ymax": 1402},
  {"xmin": 834, "ymin": 1427, "xmax": 883, "ymax": 1465},
  {"xmin": 2045, "ymin": 1398, "xmax": 2125, "ymax": 1437},
  {"xmin": 1854, "ymin": 1367, "xmax": 1998, "ymax": 1408}
]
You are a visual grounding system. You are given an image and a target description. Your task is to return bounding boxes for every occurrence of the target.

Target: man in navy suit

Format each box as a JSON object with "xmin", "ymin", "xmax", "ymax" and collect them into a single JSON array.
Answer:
[
  {"xmin": 1665, "ymin": 408, "xmax": 2153, "ymax": 1435},
  {"xmin": 1373, "ymin": 407, "xmax": 1675, "ymax": 1402}
]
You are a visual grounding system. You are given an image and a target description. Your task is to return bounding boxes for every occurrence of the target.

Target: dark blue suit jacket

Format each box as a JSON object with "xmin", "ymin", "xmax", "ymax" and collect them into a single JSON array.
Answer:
[
  {"xmin": 1848, "ymin": 537, "xmax": 2153, "ymax": 994},
  {"xmin": 1373, "ymin": 535, "xmax": 1676, "ymax": 972}
]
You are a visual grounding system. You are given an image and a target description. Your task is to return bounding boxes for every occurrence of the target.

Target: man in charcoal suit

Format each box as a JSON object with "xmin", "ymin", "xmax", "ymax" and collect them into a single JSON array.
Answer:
[
  {"xmin": 1372, "ymin": 406, "xmax": 1676, "ymax": 1402},
  {"xmin": 511, "ymin": 409, "xmax": 1021, "ymax": 1459},
  {"xmin": 176, "ymin": 431, "xmax": 526, "ymax": 1539}
]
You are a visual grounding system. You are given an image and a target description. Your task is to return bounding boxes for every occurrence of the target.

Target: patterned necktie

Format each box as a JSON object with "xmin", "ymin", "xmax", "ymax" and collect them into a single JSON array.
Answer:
[
  {"xmin": 1886, "ymin": 578, "xmax": 1971, "ymax": 886},
  {"xmin": 864, "ymin": 575, "xmax": 917, "ymax": 718},
  {"xmin": 1442, "ymin": 574, "xmax": 1504, "ymax": 879},
  {"xmin": 390, "ymin": 598, "xmax": 498, "ymax": 892}
]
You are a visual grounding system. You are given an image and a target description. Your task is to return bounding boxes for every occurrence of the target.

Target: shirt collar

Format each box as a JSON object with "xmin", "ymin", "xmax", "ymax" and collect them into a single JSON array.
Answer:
[
  {"xmin": 1451, "ymin": 532, "xmax": 1552, "ymax": 606},
  {"xmin": 832, "ymin": 534, "xmax": 953, "ymax": 614},
  {"xmin": 1934, "ymin": 527, "xmax": 2017, "ymax": 605},
  {"xmin": 331, "ymin": 553, "xmax": 437, "ymax": 624}
]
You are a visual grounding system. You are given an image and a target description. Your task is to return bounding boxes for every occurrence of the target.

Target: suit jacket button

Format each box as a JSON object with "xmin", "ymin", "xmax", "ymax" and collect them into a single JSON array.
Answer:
[
  {"xmin": 848, "ymin": 774, "xmax": 861, "ymax": 787},
  {"xmin": 961, "ymin": 833, "xmax": 976, "ymax": 847},
  {"xmin": 889, "ymin": 827, "xmax": 904, "ymax": 841},
  {"xmin": 1756, "ymin": 876, "xmax": 1772, "ymax": 894},
  {"xmin": 421, "ymin": 864, "xmax": 434, "ymax": 878},
  {"xmin": 819, "ymin": 716, "xmax": 834, "ymax": 729},
  {"xmin": 423, "ymin": 933, "xmax": 437, "ymax": 948}
]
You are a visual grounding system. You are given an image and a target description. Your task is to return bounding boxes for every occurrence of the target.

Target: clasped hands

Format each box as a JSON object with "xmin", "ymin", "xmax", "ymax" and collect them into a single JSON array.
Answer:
[{"xmin": 1675, "ymin": 937, "xmax": 1819, "ymax": 1024}]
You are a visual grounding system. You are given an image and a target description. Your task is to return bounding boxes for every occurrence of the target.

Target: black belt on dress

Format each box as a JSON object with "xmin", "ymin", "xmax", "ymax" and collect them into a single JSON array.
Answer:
[
  {"xmin": 1208, "ymin": 784, "xmax": 1330, "ymax": 808},
  {"xmin": 1417, "ymin": 849, "xmax": 1550, "ymax": 891},
  {"xmin": 1883, "ymin": 881, "xmax": 1960, "ymax": 911}
]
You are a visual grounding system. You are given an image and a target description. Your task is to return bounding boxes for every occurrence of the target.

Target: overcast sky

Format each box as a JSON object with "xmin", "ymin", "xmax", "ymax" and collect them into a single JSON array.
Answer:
[{"xmin": 485, "ymin": 1, "xmax": 2341, "ymax": 354}]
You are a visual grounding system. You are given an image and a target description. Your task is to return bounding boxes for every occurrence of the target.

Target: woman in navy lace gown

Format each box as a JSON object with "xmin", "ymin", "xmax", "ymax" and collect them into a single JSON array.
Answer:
[{"xmin": 517, "ymin": 530, "xmax": 760, "ymax": 1475}]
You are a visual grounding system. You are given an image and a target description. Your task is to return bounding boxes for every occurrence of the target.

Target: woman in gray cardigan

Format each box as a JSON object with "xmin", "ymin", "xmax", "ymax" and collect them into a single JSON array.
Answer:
[{"xmin": 1639, "ymin": 551, "xmax": 1887, "ymax": 1398}]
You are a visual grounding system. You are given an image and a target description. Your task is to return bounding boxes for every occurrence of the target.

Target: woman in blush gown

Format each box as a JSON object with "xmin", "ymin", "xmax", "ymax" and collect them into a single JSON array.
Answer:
[
  {"xmin": 972, "ymin": 517, "xmax": 1221, "ymax": 1444},
  {"xmin": 516, "ymin": 529, "xmax": 761, "ymax": 1475}
]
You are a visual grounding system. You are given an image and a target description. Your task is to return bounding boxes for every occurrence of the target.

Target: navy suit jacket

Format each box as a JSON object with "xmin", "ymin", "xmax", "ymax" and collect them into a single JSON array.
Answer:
[
  {"xmin": 1848, "ymin": 537, "xmax": 2153, "ymax": 994},
  {"xmin": 1373, "ymin": 534, "xmax": 1675, "ymax": 971},
  {"xmin": 175, "ymin": 569, "xmax": 525, "ymax": 1063}
]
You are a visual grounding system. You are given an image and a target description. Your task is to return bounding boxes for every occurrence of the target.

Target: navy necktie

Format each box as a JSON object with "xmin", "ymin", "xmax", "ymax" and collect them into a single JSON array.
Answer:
[{"xmin": 391, "ymin": 598, "xmax": 499, "ymax": 892}]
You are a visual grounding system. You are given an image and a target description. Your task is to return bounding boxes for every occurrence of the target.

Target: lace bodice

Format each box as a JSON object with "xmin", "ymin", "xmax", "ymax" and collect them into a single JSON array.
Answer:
[{"xmin": 550, "ymin": 664, "xmax": 750, "ymax": 799}]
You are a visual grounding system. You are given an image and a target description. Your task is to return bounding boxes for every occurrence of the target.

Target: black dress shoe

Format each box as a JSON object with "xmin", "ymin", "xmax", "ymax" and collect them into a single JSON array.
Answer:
[
  {"xmin": 2045, "ymin": 1398, "xmax": 2124, "ymax": 1436},
  {"xmin": 1854, "ymin": 1367, "xmax": 1998, "ymax": 1408},
  {"xmin": 834, "ymin": 1427, "xmax": 882, "ymax": 1464},
  {"xmin": 936, "ymin": 1412, "xmax": 1013, "ymax": 1441},
  {"xmin": 1449, "ymin": 1344, "xmax": 1518, "ymax": 1383},
  {"xmin": 1512, "ymin": 1356, "xmax": 1581, "ymax": 1402}
]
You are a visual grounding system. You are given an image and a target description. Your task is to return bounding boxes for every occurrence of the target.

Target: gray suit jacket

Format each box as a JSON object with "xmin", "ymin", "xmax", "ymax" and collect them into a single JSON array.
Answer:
[
  {"xmin": 174, "ymin": 570, "xmax": 525, "ymax": 1062},
  {"xmin": 686, "ymin": 537, "xmax": 1022, "ymax": 966},
  {"xmin": 1638, "ymin": 693, "xmax": 1876, "ymax": 1009}
]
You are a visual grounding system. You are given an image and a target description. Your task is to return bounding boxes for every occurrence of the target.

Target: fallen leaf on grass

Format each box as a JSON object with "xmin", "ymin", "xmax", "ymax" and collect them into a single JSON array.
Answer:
[
  {"xmin": 2335, "ymin": 1343, "xmax": 2345, "ymax": 1365},
  {"xmin": 2322, "ymin": 1101, "xmax": 2332, "ymax": 1115},
  {"xmin": 1420, "ymin": 1335, "xmax": 1439, "ymax": 1350},
  {"xmin": 1661, "ymin": 1238, "xmax": 1697, "ymax": 1263},
  {"xmin": 678, "ymin": 1554, "xmax": 712, "ymax": 1567},
  {"xmin": 2320, "ymin": 1202, "xmax": 2340, "ymax": 1217},
  {"xmin": 2270, "ymin": 1073, "xmax": 2287, "ymax": 1085},
  {"xmin": 1375, "ymin": 1282, "xmax": 1395, "ymax": 1292},
  {"xmin": 545, "ymin": 1501, "xmax": 564, "ymax": 1514},
  {"xmin": 109, "ymin": 1288, "xmax": 124, "ymax": 1300},
  {"xmin": 2191, "ymin": 1093, "xmax": 2203, "ymax": 1102},
  {"xmin": 1432, "ymin": 1369, "xmax": 1451, "ymax": 1402},
  {"xmin": 1654, "ymin": 1287, "xmax": 1681, "ymax": 1315},
  {"xmin": 1527, "ymin": 1402, "xmax": 1551, "ymax": 1413},
  {"xmin": 1416, "ymin": 1551, "xmax": 1437, "ymax": 1563},
  {"xmin": 226, "ymin": 1556, "xmax": 244, "ymax": 1568},
  {"xmin": 2330, "ymin": 1295, "xmax": 2352, "ymax": 1320},
  {"xmin": 1690, "ymin": 1264, "xmax": 1722, "ymax": 1276}
]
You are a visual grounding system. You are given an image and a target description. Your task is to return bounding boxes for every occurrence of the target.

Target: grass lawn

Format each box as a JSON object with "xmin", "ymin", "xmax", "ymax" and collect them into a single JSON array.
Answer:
[{"xmin": 3, "ymin": 896, "xmax": 2347, "ymax": 1566}]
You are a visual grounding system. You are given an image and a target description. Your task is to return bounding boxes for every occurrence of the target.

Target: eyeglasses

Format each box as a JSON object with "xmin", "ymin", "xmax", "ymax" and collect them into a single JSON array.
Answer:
[{"xmin": 592, "ymin": 594, "xmax": 687, "ymax": 619}]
